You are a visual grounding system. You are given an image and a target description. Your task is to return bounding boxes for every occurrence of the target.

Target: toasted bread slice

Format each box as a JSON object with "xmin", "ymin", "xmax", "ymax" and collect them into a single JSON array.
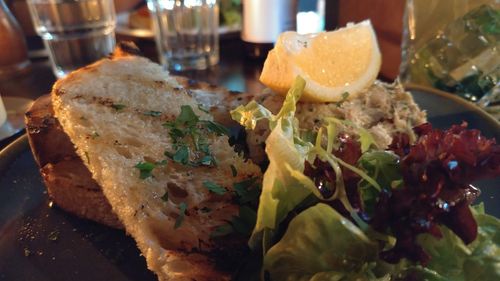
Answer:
[
  {"xmin": 25, "ymin": 77, "xmax": 257, "ymax": 230},
  {"xmin": 51, "ymin": 53, "xmax": 261, "ymax": 280}
]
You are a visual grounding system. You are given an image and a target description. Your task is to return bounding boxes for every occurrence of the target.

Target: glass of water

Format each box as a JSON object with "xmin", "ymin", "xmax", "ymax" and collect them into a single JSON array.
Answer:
[
  {"xmin": 27, "ymin": 0, "xmax": 116, "ymax": 78},
  {"xmin": 147, "ymin": 0, "xmax": 220, "ymax": 71}
]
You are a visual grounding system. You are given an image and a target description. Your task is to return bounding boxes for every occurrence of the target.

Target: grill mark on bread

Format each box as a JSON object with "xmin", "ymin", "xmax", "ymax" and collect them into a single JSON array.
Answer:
[{"xmin": 68, "ymin": 95, "xmax": 178, "ymax": 122}]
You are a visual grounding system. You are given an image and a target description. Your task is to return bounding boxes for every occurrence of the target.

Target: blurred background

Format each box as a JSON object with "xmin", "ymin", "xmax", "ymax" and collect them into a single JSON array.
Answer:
[
  {"xmin": 2, "ymin": 0, "xmax": 498, "ymax": 117},
  {"xmin": 3, "ymin": 0, "xmax": 406, "ymax": 80}
]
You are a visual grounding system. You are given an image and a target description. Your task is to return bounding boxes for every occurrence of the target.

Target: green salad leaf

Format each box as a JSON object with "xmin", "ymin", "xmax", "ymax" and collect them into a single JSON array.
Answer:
[
  {"xmin": 357, "ymin": 151, "xmax": 402, "ymax": 216},
  {"xmin": 408, "ymin": 205, "xmax": 500, "ymax": 281},
  {"xmin": 264, "ymin": 203, "xmax": 379, "ymax": 281},
  {"xmin": 231, "ymin": 77, "xmax": 315, "ymax": 248},
  {"xmin": 262, "ymin": 203, "xmax": 500, "ymax": 281},
  {"xmin": 231, "ymin": 75, "xmax": 500, "ymax": 280}
]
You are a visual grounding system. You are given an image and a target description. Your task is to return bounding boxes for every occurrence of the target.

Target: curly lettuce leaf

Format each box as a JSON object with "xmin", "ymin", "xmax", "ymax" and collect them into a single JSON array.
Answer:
[
  {"xmin": 230, "ymin": 76, "xmax": 305, "ymax": 131},
  {"xmin": 264, "ymin": 203, "xmax": 379, "ymax": 281},
  {"xmin": 358, "ymin": 151, "xmax": 402, "ymax": 216}
]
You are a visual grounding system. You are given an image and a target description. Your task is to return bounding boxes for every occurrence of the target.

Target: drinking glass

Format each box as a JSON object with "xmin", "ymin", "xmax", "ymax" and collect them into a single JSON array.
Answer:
[
  {"xmin": 147, "ymin": 0, "xmax": 220, "ymax": 71},
  {"xmin": 27, "ymin": 0, "xmax": 116, "ymax": 78},
  {"xmin": 400, "ymin": 0, "xmax": 499, "ymax": 104}
]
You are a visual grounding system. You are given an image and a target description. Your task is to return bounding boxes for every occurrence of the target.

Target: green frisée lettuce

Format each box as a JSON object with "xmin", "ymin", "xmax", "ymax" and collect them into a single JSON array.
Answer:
[
  {"xmin": 232, "ymin": 77, "xmax": 315, "ymax": 248},
  {"xmin": 231, "ymin": 77, "xmax": 382, "ymax": 247}
]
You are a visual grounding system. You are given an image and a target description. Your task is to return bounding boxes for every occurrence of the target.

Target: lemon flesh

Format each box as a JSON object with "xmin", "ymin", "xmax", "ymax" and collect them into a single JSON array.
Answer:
[{"xmin": 260, "ymin": 20, "xmax": 381, "ymax": 102}]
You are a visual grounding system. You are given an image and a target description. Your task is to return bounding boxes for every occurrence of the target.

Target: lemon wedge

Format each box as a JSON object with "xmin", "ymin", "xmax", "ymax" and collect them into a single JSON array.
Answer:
[{"xmin": 260, "ymin": 20, "xmax": 381, "ymax": 102}]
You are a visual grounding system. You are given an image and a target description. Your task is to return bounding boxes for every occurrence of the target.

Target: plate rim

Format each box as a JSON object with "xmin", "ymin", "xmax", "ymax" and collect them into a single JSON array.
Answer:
[
  {"xmin": 0, "ymin": 134, "xmax": 28, "ymax": 175},
  {"xmin": 405, "ymin": 83, "xmax": 500, "ymax": 129}
]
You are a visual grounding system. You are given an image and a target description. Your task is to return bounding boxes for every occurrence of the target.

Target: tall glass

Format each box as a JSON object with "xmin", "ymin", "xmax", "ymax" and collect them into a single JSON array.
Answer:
[
  {"xmin": 27, "ymin": 0, "xmax": 116, "ymax": 78},
  {"xmin": 147, "ymin": 0, "xmax": 219, "ymax": 71}
]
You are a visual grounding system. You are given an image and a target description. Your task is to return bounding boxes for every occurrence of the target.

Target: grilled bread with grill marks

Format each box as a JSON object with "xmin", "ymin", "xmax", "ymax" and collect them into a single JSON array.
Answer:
[{"xmin": 51, "ymin": 52, "xmax": 261, "ymax": 280}]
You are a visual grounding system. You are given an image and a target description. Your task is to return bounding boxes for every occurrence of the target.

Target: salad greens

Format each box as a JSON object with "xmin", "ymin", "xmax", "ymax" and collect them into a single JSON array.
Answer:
[
  {"xmin": 230, "ymin": 77, "xmax": 500, "ymax": 280},
  {"xmin": 264, "ymin": 203, "xmax": 379, "ymax": 281}
]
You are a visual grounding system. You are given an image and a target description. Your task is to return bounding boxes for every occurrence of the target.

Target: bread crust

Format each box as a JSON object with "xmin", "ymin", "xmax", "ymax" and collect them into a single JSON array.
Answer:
[{"xmin": 25, "ymin": 94, "xmax": 123, "ymax": 228}]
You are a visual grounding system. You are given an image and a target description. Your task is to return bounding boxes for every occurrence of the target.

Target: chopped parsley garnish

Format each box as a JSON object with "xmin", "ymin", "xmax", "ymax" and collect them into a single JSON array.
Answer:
[
  {"xmin": 230, "ymin": 164, "xmax": 238, "ymax": 177},
  {"xmin": 84, "ymin": 151, "xmax": 90, "ymax": 164},
  {"xmin": 210, "ymin": 206, "xmax": 257, "ymax": 237},
  {"xmin": 91, "ymin": 131, "xmax": 100, "ymax": 139},
  {"xmin": 163, "ymin": 105, "xmax": 229, "ymax": 167},
  {"xmin": 174, "ymin": 202, "xmax": 188, "ymax": 229},
  {"xmin": 233, "ymin": 177, "xmax": 260, "ymax": 204},
  {"xmin": 202, "ymin": 181, "xmax": 227, "ymax": 195},
  {"xmin": 135, "ymin": 161, "xmax": 156, "ymax": 179},
  {"xmin": 172, "ymin": 146, "xmax": 189, "ymax": 165},
  {"xmin": 161, "ymin": 191, "xmax": 169, "ymax": 202},
  {"xmin": 202, "ymin": 120, "xmax": 230, "ymax": 136},
  {"xmin": 111, "ymin": 104, "xmax": 126, "ymax": 111},
  {"xmin": 176, "ymin": 105, "xmax": 199, "ymax": 126},
  {"xmin": 200, "ymin": 155, "xmax": 216, "ymax": 166},
  {"xmin": 134, "ymin": 160, "xmax": 167, "ymax": 179},
  {"xmin": 143, "ymin": 110, "xmax": 162, "ymax": 117},
  {"xmin": 335, "ymin": 92, "xmax": 350, "ymax": 107}
]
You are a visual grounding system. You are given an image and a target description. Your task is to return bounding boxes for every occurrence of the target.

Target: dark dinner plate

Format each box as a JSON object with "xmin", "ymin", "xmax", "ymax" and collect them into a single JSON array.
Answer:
[{"xmin": 0, "ymin": 86, "xmax": 499, "ymax": 281}]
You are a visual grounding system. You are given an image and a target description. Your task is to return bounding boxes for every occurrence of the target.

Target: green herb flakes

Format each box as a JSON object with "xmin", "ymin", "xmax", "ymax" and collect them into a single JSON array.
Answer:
[
  {"xmin": 111, "ymin": 104, "xmax": 126, "ymax": 111},
  {"xmin": 161, "ymin": 191, "xmax": 169, "ymax": 202},
  {"xmin": 203, "ymin": 181, "xmax": 227, "ymax": 195},
  {"xmin": 177, "ymin": 105, "xmax": 199, "ymax": 126},
  {"xmin": 174, "ymin": 202, "xmax": 188, "ymax": 229},
  {"xmin": 163, "ymin": 105, "xmax": 229, "ymax": 167},
  {"xmin": 233, "ymin": 177, "xmax": 260, "ymax": 204},
  {"xmin": 91, "ymin": 131, "xmax": 100, "ymax": 139},
  {"xmin": 200, "ymin": 155, "xmax": 215, "ymax": 166},
  {"xmin": 172, "ymin": 146, "xmax": 189, "ymax": 164},
  {"xmin": 335, "ymin": 92, "xmax": 350, "ymax": 107},
  {"xmin": 143, "ymin": 110, "xmax": 162, "ymax": 117},
  {"xmin": 202, "ymin": 120, "xmax": 230, "ymax": 136},
  {"xmin": 135, "ymin": 161, "xmax": 156, "ymax": 179},
  {"xmin": 135, "ymin": 160, "xmax": 167, "ymax": 179}
]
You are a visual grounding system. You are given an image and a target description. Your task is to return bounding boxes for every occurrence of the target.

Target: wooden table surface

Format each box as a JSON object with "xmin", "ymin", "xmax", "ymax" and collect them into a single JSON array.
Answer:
[{"xmin": 0, "ymin": 38, "xmax": 266, "ymax": 150}]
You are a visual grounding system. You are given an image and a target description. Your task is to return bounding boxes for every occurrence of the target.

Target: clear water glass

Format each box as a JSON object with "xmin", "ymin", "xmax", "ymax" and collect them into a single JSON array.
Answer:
[
  {"xmin": 147, "ymin": 0, "xmax": 220, "ymax": 71},
  {"xmin": 400, "ymin": 1, "xmax": 499, "ymax": 104},
  {"xmin": 27, "ymin": 0, "xmax": 116, "ymax": 78}
]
